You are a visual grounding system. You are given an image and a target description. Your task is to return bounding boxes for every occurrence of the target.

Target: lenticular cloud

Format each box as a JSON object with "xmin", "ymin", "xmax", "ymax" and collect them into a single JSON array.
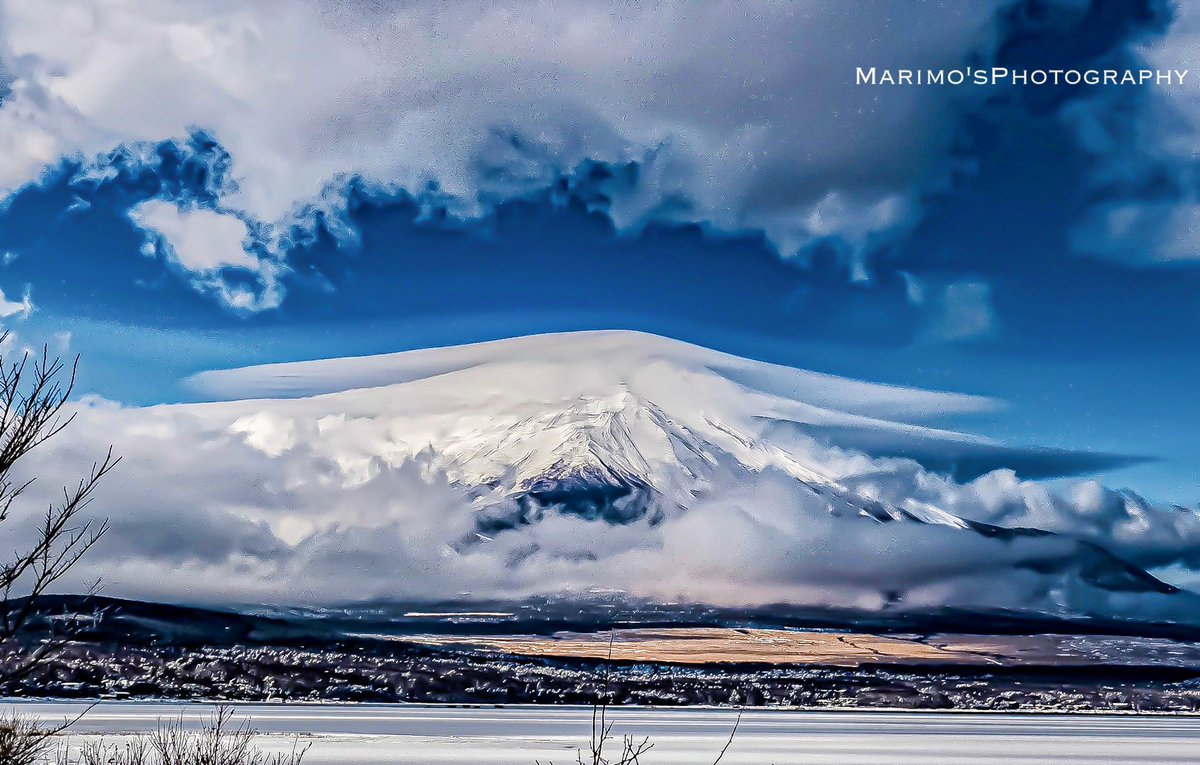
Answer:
[{"xmin": 11, "ymin": 331, "xmax": 1198, "ymax": 623}]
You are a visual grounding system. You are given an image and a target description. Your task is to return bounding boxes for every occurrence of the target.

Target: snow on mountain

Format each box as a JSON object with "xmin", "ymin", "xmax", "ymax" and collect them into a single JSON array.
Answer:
[
  {"xmin": 190, "ymin": 330, "xmax": 1140, "ymax": 483},
  {"xmin": 185, "ymin": 332, "xmax": 1014, "ymax": 528},
  {"xmin": 189, "ymin": 331, "xmax": 1140, "ymax": 538},
  {"xmin": 30, "ymin": 331, "xmax": 1198, "ymax": 620}
]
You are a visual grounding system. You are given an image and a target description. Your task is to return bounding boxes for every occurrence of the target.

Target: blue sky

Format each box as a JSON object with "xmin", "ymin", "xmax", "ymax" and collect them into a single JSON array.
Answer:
[{"xmin": 0, "ymin": 0, "xmax": 1198, "ymax": 505}]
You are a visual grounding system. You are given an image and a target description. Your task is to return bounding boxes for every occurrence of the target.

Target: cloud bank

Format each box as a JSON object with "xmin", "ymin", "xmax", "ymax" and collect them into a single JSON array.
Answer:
[
  {"xmin": 0, "ymin": 0, "xmax": 1191, "ymax": 313},
  {"xmin": 6, "ymin": 331, "xmax": 1195, "ymax": 622},
  {"xmin": 0, "ymin": 0, "xmax": 1114, "ymax": 309}
]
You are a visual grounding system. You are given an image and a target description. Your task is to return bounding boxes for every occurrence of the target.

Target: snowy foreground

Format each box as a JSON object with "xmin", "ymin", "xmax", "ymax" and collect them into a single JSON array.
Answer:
[{"xmin": 11, "ymin": 702, "xmax": 1200, "ymax": 765}]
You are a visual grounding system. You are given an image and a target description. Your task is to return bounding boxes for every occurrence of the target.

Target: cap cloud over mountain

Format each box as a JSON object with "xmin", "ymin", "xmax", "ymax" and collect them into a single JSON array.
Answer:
[{"xmin": 11, "ymin": 330, "xmax": 1198, "ymax": 624}]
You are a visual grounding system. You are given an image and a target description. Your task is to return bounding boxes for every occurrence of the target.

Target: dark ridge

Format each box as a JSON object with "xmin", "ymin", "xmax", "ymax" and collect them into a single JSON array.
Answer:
[
  {"xmin": 18, "ymin": 593, "xmax": 1200, "ymax": 644},
  {"xmin": 4, "ymin": 595, "xmax": 341, "ymax": 648}
]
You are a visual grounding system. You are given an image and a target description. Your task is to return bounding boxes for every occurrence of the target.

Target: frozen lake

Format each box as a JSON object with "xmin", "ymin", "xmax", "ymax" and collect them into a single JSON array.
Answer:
[{"xmin": 7, "ymin": 701, "xmax": 1200, "ymax": 764}]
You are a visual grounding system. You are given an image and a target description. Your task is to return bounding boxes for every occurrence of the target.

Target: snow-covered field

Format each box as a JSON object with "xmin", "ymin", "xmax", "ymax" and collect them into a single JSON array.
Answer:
[{"xmin": 12, "ymin": 702, "xmax": 1200, "ymax": 764}]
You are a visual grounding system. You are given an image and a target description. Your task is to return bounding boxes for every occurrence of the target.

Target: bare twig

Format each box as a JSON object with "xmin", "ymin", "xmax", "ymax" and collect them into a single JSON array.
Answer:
[
  {"xmin": 0, "ymin": 335, "xmax": 117, "ymax": 684},
  {"xmin": 711, "ymin": 711, "xmax": 741, "ymax": 765}
]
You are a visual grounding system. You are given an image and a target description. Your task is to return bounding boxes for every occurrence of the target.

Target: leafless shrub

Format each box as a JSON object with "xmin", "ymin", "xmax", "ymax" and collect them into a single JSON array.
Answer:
[
  {"xmin": 1, "ymin": 707, "xmax": 90, "ymax": 765},
  {"xmin": 0, "ymin": 711, "xmax": 58, "ymax": 765},
  {"xmin": 142, "ymin": 706, "xmax": 308, "ymax": 765},
  {"xmin": 61, "ymin": 737, "xmax": 152, "ymax": 765},
  {"xmin": 35, "ymin": 706, "xmax": 308, "ymax": 765},
  {"xmin": 538, "ymin": 630, "xmax": 742, "ymax": 765}
]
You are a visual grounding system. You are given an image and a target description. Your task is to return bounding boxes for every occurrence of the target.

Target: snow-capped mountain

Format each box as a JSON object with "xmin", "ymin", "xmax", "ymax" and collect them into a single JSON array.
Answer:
[
  {"xmin": 190, "ymin": 331, "xmax": 1010, "ymax": 528},
  {"xmin": 45, "ymin": 330, "xmax": 1194, "ymax": 618}
]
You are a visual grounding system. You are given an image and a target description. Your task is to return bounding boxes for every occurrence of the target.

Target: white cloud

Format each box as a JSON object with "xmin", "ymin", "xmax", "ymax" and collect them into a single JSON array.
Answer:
[
  {"xmin": 127, "ymin": 200, "xmax": 281, "ymax": 310},
  {"xmin": 0, "ymin": 0, "xmax": 1022, "ymax": 307},
  {"xmin": 1073, "ymin": 200, "xmax": 1200, "ymax": 264},
  {"xmin": 1064, "ymin": 3, "xmax": 1200, "ymax": 264},
  {"xmin": 903, "ymin": 275, "xmax": 998, "ymax": 344},
  {"xmin": 129, "ymin": 201, "xmax": 253, "ymax": 272},
  {"xmin": 19, "ymin": 392, "xmax": 1183, "ymax": 617},
  {"xmin": 926, "ymin": 280, "xmax": 998, "ymax": 343},
  {"xmin": 0, "ymin": 282, "xmax": 32, "ymax": 319},
  {"xmin": 0, "ymin": 282, "xmax": 35, "ymax": 360}
]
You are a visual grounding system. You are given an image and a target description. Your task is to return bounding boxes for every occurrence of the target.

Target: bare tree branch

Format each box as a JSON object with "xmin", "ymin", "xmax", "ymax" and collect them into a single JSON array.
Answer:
[{"xmin": 0, "ymin": 333, "xmax": 117, "ymax": 683}]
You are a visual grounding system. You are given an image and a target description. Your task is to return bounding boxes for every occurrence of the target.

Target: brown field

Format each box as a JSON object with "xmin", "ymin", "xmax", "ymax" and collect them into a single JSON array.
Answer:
[
  {"xmin": 410, "ymin": 627, "xmax": 990, "ymax": 666},
  {"xmin": 408, "ymin": 627, "xmax": 1200, "ymax": 668}
]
